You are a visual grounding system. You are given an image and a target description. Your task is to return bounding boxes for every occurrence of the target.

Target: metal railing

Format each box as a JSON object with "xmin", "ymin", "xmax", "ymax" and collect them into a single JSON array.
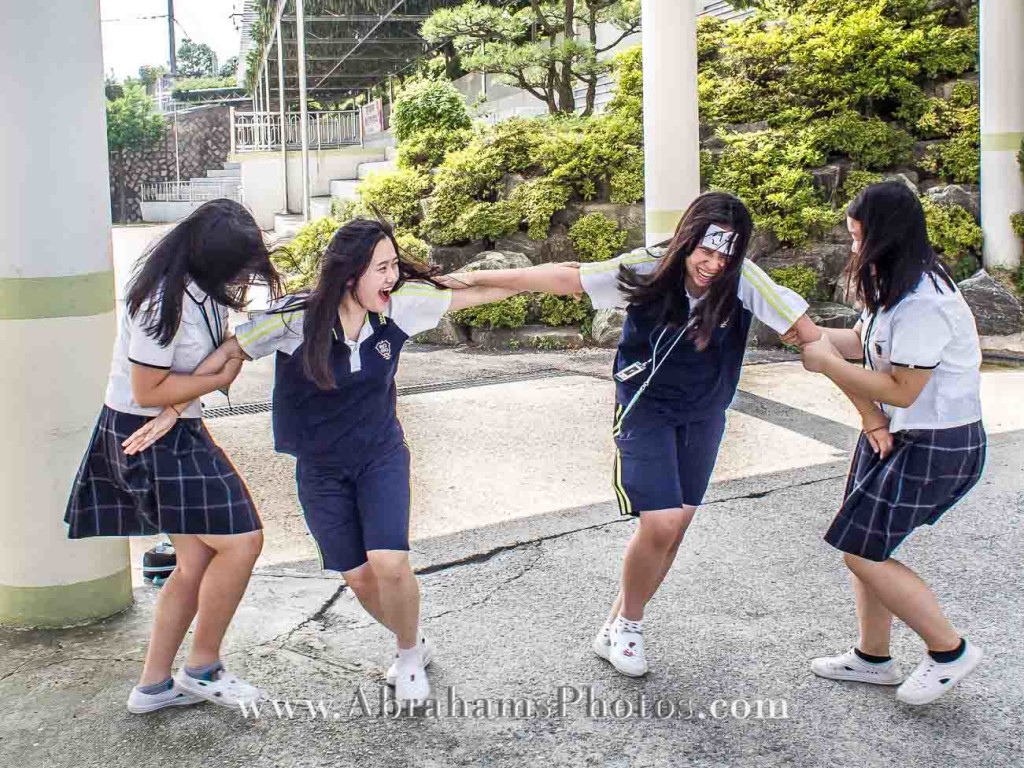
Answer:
[
  {"xmin": 140, "ymin": 180, "xmax": 241, "ymax": 203},
  {"xmin": 231, "ymin": 110, "xmax": 362, "ymax": 152}
]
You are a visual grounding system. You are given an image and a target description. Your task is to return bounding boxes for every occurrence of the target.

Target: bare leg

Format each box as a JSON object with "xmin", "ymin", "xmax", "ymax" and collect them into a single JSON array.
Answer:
[
  {"xmin": 843, "ymin": 553, "xmax": 960, "ymax": 652},
  {"xmin": 342, "ymin": 561, "xmax": 400, "ymax": 634},
  {"xmin": 184, "ymin": 530, "xmax": 263, "ymax": 668},
  {"xmin": 618, "ymin": 507, "xmax": 694, "ymax": 621},
  {"xmin": 851, "ymin": 571, "xmax": 894, "ymax": 656},
  {"xmin": 138, "ymin": 535, "xmax": 215, "ymax": 686},
  {"xmin": 365, "ymin": 550, "xmax": 420, "ymax": 649}
]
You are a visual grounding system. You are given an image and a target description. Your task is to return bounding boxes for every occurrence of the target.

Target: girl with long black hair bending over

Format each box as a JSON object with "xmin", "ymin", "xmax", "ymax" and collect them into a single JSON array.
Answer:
[
  {"xmin": 65, "ymin": 199, "xmax": 282, "ymax": 713},
  {"xmin": 796, "ymin": 181, "xmax": 986, "ymax": 705}
]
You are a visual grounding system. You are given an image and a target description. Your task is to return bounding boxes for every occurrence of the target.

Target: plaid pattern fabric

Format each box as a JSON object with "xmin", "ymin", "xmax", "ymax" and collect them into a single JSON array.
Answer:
[
  {"xmin": 825, "ymin": 420, "xmax": 986, "ymax": 561},
  {"xmin": 65, "ymin": 406, "xmax": 261, "ymax": 538}
]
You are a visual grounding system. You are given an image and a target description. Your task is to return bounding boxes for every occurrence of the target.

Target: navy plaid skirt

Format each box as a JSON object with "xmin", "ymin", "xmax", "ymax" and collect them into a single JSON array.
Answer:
[
  {"xmin": 825, "ymin": 420, "xmax": 986, "ymax": 561},
  {"xmin": 65, "ymin": 406, "xmax": 262, "ymax": 538}
]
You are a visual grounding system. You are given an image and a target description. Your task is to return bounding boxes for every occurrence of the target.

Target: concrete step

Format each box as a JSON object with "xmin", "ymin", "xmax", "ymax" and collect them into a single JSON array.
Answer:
[
  {"xmin": 357, "ymin": 159, "xmax": 396, "ymax": 180},
  {"xmin": 206, "ymin": 168, "xmax": 241, "ymax": 179},
  {"xmin": 222, "ymin": 161, "xmax": 241, "ymax": 170},
  {"xmin": 310, "ymin": 196, "xmax": 333, "ymax": 220},
  {"xmin": 273, "ymin": 213, "xmax": 306, "ymax": 240},
  {"xmin": 329, "ymin": 179, "xmax": 361, "ymax": 200},
  {"xmin": 190, "ymin": 177, "xmax": 239, "ymax": 188}
]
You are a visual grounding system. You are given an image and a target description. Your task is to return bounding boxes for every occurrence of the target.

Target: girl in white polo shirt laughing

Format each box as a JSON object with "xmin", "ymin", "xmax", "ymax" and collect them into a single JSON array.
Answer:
[{"xmin": 796, "ymin": 181, "xmax": 986, "ymax": 706}]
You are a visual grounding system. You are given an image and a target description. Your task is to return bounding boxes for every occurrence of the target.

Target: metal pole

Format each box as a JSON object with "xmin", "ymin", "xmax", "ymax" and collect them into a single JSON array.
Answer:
[
  {"xmin": 167, "ymin": 0, "xmax": 177, "ymax": 75},
  {"xmin": 173, "ymin": 104, "xmax": 180, "ymax": 182},
  {"xmin": 276, "ymin": 12, "xmax": 290, "ymax": 213},
  {"xmin": 296, "ymin": 0, "xmax": 311, "ymax": 221},
  {"xmin": 229, "ymin": 105, "xmax": 236, "ymax": 154}
]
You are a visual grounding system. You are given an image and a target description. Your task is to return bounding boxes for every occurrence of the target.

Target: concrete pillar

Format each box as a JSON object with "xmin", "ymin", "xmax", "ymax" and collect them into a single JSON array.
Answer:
[
  {"xmin": 277, "ymin": 13, "xmax": 290, "ymax": 214},
  {"xmin": 0, "ymin": 2, "xmax": 132, "ymax": 627},
  {"xmin": 980, "ymin": 0, "xmax": 1024, "ymax": 270},
  {"xmin": 296, "ymin": 0, "xmax": 312, "ymax": 221},
  {"xmin": 641, "ymin": 0, "xmax": 701, "ymax": 245}
]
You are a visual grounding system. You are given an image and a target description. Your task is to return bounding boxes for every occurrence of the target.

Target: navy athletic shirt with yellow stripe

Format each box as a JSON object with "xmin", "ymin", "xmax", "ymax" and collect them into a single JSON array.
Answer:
[
  {"xmin": 579, "ymin": 248, "xmax": 809, "ymax": 426},
  {"xmin": 234, "ymin": 282, "xmax": 452, "ymax": 464}
]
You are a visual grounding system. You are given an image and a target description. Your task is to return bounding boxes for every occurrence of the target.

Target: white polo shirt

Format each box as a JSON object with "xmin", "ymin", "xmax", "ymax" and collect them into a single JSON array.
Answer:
[
  {"xmin": 579, "ymin": 247, "xmax": 809, "ymax": 335},
  {"xmin": 104, "ymin": 285, "xmax": 228, "ymax": 418},
  {"xmin": 860, "ymin": 272, "xmax": 982, "ymax": 432}
]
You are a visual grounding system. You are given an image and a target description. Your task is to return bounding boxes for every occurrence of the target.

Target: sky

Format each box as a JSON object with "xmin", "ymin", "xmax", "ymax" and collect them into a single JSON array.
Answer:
[{"xmin": 100, "ymin": 0, "xmax": 242, "ymax": 81}]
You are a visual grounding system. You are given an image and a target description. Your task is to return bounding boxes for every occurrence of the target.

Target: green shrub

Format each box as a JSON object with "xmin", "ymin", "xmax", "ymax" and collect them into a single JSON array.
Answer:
[
  {"xmin": 537, "ymin": 293, "xmax": 593, "ymax": 327},
  {"xmin": 840, "ymin": 170, "xmax": 884, "ymax": 204},
  {"xmin": 395, "ymin": 232, "xmax": 430, "ymax": 264},
  {"xmin": 916, "ymin": 82, "xmax": 980, "ymax": 183},
  {"xmin": 356, "ymin": 169, "xmax": 431, "ymax": 232},
  {"xmin": 1011, "ymin": 212, "xmax": 1024, "ymax": 239},
  {"xmin": 275, "ymin": 216, "xmax": 340, "ymax": 291},
  {"xmin": 809, "ymin": 112, "xmax": 913, "ymax": 170},
  {"xmin": 456, "ymin": 201, "xmax": 521, "ymax": 241},
  {"xmin": 450, "ymin": 294, "xmax": 531, "ymax": 329},
  {"xmin": 390, "ymin": 78, "xmax": 471, "ymax": 143},
  {"xmin": 707, "ymin": 129, "xmax": 838, "ymax": 245},
  {"xmin": 568, "ymin": 213, "xmax": 628, "ymax": 263},
  {"xmin": 397, "ymin": 127, "xmax": 472, "ymax": 170},
  {"xmin": 508, "ymin": 178, "xmax": 571, "ymax": 240},
  {"xmin": 767, "ymin": 266, "xmax": 823, "ymax": 301},
  {"xmin": 607, "ymin": 45, "xmax": 643, "ymax": 126},
  {"xmin": 922, "ymin": 198, "xmax": 983, "ymax": 282}
]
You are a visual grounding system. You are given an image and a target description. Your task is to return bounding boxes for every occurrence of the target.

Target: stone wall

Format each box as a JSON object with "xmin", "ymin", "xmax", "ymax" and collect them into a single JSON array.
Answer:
[{"xmin": 109, "ymin": 105, "xmax": 231, "ymax": 224}]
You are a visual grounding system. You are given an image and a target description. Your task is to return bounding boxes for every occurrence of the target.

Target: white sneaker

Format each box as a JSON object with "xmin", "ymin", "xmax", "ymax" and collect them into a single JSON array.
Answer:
[
  {"xmin": 592, "ymin": 622, "xmax": 613, "ymax": 661},
  {"xmin": 609, "ymin": 619, "xmax": 648, "ymax": 677},
  {"xmin": 173, "ymin": 667, "xmax": 265, "ymax": 709},
  {"xmin": 393, "ymin": 655, "xmax": 430, "ymax": 705},
  {"xmin": 810, "ymin": 649, "xmax": 903, "ymax": 685},
  {"xmin": 126, "ymin": 682, "xmax": 203, "ymax": 714},
  {"xmin": 896, "ymin": 640, "xmax": 983, "ymax": 706},
  {"xmin": 386, "ymin": 636, "xmax": 434, "ymax": 686}
]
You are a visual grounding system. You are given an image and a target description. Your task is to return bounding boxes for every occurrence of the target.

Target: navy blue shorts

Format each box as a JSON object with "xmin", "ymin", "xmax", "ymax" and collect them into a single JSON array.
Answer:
[
  {"xmin": 612, "ymin": 410, "xmax": 727, "ymax": 516},
  {"xmin": 825, "ymin": 420, "xmax": 986, "ymax": 562},
  {"xmin": 295, "ymin": 440, "xmax": 411, "ymax": 573}
]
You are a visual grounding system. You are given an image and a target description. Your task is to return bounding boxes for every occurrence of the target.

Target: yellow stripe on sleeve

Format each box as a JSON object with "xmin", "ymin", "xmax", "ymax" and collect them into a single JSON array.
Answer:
[{"xmin": 741, "ymin": 261, "xmax": 801, "ymax": 324}]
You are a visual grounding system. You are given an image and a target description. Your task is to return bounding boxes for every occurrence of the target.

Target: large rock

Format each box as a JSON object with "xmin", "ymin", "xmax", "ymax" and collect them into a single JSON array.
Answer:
[
  {"xmin": 580, "ymin": 202, "xmax": 646, "ymax": 250},
  {"xmin": 755, "ymin": 243, "xmax": 852, "ymax": 295},
  {"xmin": 810, "ymin": 165, "xmax": 845, "ymax": 204},
  {"xmin": 958, "ymin": 270, "xmax": 1024, "ymax": 336},
  {"xmin": 411, "ymin": 317, "xmax": 470, "ymax": 346},
  {"xmin": 883, "ymin": 173, "xmax": 919, "ymax": 195},
  {"xmin": 924, "ymin": 184, "xmax": 981, "ymax": 223},
  {"xmin": 749, "ymin": 228, "xmax": 782, "ymax": 260},
  {"xmin": 590, "ymin": 309, "xmax": 626, "ymax": 347},
  {"xmin": 429, "ymin": 241, "xmax": 488, "ymax": 272},
  {"xmin": 462, "ymin": 250, "xmax": 533, "ymax": 271},
  {"xmin": 493, "ymin": 231, "xmax": 576, "ymax": 264},
  {"xmin": 807, "ymin": 300, "xmax": 860, "ymax": 329}
]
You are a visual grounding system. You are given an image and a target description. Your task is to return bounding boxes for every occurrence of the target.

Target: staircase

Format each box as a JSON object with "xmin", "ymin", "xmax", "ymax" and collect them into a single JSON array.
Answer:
[{"xmin": 139, "ymin": 161, "xmax": 242, "ymax": 223}]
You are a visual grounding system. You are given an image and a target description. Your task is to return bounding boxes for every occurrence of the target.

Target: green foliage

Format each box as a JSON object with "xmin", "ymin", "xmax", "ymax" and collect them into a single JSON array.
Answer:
[
  {"xmin": 1011, "ymin": 212, "xmax": 1024, "ymax": 239},
  {"xmin": 138, "ymin": 65, "xmax": 167, "ymax": 87},
  {"xmin": 176, "ymin": 39, "xmax": 217, "ymax": 78},
  {"xmin": 275, "ymin": 217, "xmax": 340, "ymax": 291},
  {"xmin": 537, "ymin": 293, "xmax": 593, "ymax": 327},
  {"xmin": 607, "ymin": 45, "xmax": 643, "ymax": 126},
  {"xmin": 508, "ymin": 178, "xmax": 571, "ymax": 240},
  {"xmin": 172, "ymin": 76, "xmax": 237, "ymax": 93},
  {"xmin": 767, "ymin": 266, "xmax": 823, "ymax": 301},
  {"xmin": 568, "ymin": 214, "xmax": 628, "ymax": 263},
  {"xmin": 916, "ymin": 82, "xmax": 980, "ymax": 183},
  {"xmin": 106, "ymin": 83, "xmax": 164, "ymax": 154},
  {"xmin": 395, "ymin": 232, "xmax": 430, "ymax": 265},
  {"xmin": 356, "ymin": 169, "xmax": 431, "ymax": 232},
  {"xmin": 219, "ymin": 56, "xmax": 239, "ymax": 79},
  {"xmin": 808, "ymin": 112, "xmax": 913, "ymax": 170},
  {"xmin": 840, "ymin": 170, "xmax": 884, "ymax": 204},
  {"xmin": 397, "ymin": 127, "xmax": 472, "ymax": 170},
  {"xmin": 390, "ymin": 79, "xmax": 471, "ymax": 143},
  {"xmin": 456, "ymin": 201, "xmax": 521, "ymax": 241},
  {"xmin": 922, "ymin": 198, "xmax": 983, "ymax": 281},
  {"xmin": 450, "ymin": 294, "xmax": 531, "ymax": 329},
  {"xmin": 707, "ymin": 129, "xmax": 838, "ymax": 245}
]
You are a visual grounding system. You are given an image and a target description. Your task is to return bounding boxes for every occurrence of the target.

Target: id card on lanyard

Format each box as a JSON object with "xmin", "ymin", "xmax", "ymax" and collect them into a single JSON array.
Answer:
[{"xmin": 187, "ymin": 288, "xmax": 228, "ymax": 396}]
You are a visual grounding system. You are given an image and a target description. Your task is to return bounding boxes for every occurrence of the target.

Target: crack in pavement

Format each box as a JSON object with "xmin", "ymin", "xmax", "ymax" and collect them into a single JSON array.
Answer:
[{"xmin": 425, "ymin": 543, "xmax": 545, "ymax": 621}]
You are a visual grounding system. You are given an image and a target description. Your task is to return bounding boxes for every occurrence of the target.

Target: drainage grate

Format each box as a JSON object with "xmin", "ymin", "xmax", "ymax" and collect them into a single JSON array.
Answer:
[{"xmin": 202, "ymin": 368, "xmax": 581, "ymax": 419}]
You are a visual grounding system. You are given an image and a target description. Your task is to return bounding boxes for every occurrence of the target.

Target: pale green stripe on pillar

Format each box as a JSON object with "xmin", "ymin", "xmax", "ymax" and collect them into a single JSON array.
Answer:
[
  {"xmin": 981, "ymin": 132, "xmax": 1024, "ymax": 152},
  {"xmin": 0, "ymin": 270, "xmax": 115, "ymax": 320},
  {"xmin": 0, "ymin": 567, "xmax": 133, "ymax": 629},
  {"xmin": 646, "ymin": 209, "xmax": 685, "ymax": 239}
]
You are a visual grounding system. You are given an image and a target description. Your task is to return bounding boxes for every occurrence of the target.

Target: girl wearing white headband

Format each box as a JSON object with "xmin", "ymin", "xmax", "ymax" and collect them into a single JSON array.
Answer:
[{"xmin": 456, "ymin": 191, "xmax": 820, "ymax": 676}]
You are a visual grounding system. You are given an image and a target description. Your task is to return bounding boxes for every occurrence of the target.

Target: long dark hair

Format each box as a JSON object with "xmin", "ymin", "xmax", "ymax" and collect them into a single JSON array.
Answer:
[
  {"xmin": 125, "ymin": 199, "xmax": 283, "ymax": 345},
  {"xmin": 300, "ymin": 218, "xmax": 442, "ymax": 390},
  {"xmin": 620, "ymin": 192, "xmax": 753, "ymax": 350},
  {"xmin": 846, "ymin": 182, "xmax": 955, "ymax": 314}
]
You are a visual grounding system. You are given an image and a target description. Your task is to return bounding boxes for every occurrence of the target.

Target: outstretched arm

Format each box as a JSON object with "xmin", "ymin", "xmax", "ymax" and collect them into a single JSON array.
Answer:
[{"xmin": 441, "ymin": 262, "xmax": 584, "ymax": 297}]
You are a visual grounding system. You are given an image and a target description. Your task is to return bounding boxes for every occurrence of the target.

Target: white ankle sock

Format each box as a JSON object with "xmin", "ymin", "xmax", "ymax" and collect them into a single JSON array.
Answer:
[
  {"xmin": 615, "ymin": 615, "xmax": 643, "ymax": 635},
  {"xmin": 396, "ymin": 644, "xmax": 422, "ymax": 668}
]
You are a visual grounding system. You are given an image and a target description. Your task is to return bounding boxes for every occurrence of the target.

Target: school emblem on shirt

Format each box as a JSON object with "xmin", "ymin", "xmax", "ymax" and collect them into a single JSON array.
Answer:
[{"xmin": 375, "ymin": 339, "xmax": 392, "ymax": 360}]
